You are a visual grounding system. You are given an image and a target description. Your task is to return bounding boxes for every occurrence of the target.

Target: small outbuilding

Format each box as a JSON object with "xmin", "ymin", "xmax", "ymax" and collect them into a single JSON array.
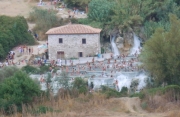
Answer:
[{"xmin": 46, "ymin": 24, "xmax": 101, "ymax": 60}]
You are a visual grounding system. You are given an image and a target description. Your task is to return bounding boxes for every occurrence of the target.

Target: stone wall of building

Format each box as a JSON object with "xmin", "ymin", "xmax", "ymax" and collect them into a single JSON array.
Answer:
[{"xmin": 48, "ymin": 33, "xmax": 101, "ymax": 60}]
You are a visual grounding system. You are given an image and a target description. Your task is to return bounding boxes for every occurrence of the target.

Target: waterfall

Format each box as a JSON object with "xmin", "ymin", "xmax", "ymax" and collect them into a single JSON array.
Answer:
[
  {"xmin": 130, "ymin": 34, "xmax": 141, "ymax": 55},
  {"xmin": 111, "ymin": 35, "xmax": 120, "ymax": 57},
  {"xmin": 116, "ymin": 72, "xmax": 147, "ymax": 92}
]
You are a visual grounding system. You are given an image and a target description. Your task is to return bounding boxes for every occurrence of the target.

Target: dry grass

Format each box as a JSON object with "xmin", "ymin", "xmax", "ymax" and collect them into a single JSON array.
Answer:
[
  {"xmin": 168, "ymin": 110, "xmax": 180, "ymax": 117},
  {"xmin": 143, "ymin": 90, "xmax": 180, "ymax": 112},
  {"xmin": 0, "ymin": 93, "xmax": 127, "ymax": 117}
]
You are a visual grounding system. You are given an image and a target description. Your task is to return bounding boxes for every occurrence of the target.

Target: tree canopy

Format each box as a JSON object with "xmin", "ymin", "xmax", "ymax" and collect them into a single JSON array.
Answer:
[
  {"xmin": 141, "ymin": 14, "xmax": 180, "ymax": 86},
  {"xmin": 0, "ymin": 71, "xmax": 40, "ymax": 113},
  {"xmin": 88, "ymin": 0, "xmax": 115, "ymax": 22},
  {"xmin": 76, "ymin": 0, "xmax": 180, "ymax": 41}
]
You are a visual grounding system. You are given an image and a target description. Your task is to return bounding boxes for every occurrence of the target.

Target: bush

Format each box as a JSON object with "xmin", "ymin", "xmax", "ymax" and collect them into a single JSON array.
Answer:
[
  {"xmin": 130, "ymin": 92, "xmax": 145, "ymax": 99},
  {"xmin": 22, "ymin": 65, "xmax": 39, "ymax": 74},
  {"xmin": 22, "ymin": 65, "xmax": 50, "ymax": 74},
  {"xmin": 0, "ymin": 71, "xmax": 40, "ymax": 114},
  {"xmin": 73, "ymin": 77, "xmax": 88, "ymax": 94},
  {"xmin": 39, "ymin": 65, "xmax": 50, "ymax": 74},
  {"xmin": 101, "ymin": 86, "xmax": 128, "ymax": 98},
  {"xmin": 0, "ymin": 66, "xmax": 19, "ymax": 82},
  {"xmin": 36, "ymin": 105, "xmax": 53, "ymax": 114}
]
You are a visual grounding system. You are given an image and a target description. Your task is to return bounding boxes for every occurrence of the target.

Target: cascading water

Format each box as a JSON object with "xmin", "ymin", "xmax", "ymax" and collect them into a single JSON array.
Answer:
[
  {"xmin": 130, "ymin": 34, "xmax": 141, "ymax": 55},
  {"xmin": 116, "ymin": 73, "xmax": 147, "ymax": 91},
  {"xmin": 111, "ymin": 35, "xmax": 120, "ymax": 57}
]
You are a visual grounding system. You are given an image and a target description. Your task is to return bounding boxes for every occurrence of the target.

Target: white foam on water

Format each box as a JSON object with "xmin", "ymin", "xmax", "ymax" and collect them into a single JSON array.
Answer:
[
  {"xmin": 135, "ymin": 74, "xmax": 147, "ymax": 90},
  {"xmin": 116, "ymin": 74, "xmax": 132, "ymax": 91},
  {"xmin": 111, "ymin": 35, "xmax": 120, "ymax": 57},
  {"xmin": 130, "ymin": 34, "xmax": 141, "ymax": 55},
  {"xmin": 116, "ymin": 72, "xmax": 147, "ymax": 92}
]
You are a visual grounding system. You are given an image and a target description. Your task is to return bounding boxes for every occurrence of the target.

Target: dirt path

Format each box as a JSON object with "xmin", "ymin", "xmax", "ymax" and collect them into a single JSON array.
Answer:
[
  {"xmin": 115, "ymin": 97, "xmax": 168, "ymax": 117},
  {"xmin": 13, "ymin": 41, "xmax": 47, "ymax": 68},
  {"xmin": 0, "ymin": 0, "xmax": 87, "ymax": 19},
  {"xmin": 0, "ymin": 0, "xmax": 33, "ymax": 18}
]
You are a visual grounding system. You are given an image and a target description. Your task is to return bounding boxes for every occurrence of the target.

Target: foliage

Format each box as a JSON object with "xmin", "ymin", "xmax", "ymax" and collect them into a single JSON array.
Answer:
[
  {"xmin": 143, "ymin": 20, "xmax": 170, "ymax": 39},
  {"xmin": 141, "ymin": 14, "xmax": 180, "ymax": 85},
  {"xmin": 72, "ymin": 77, "xmax": 88, "ymax": 94},
  {"xmin": 0, "ymin": 66, "xmax": 19, "ymax": 82},
  {"xmin": 28, "ymin": 8, "xmax": 61, "ymax": 40},
  {"xmin": 34, "ymin": 105, "xmax": 53, "ymax": 114},
  {"xmin": 45, "ymin": 72, "xmax": 52, "ymax": 99},
  {"xmin": 78, "ymin": 18, "xmax": 103, "ymax": 28},
  {"xmin": 111, "ymin": 0, "xmax": 143, "ymax": 31},
  {"xmin": 88, "ymin": 0, "xmax": 115, "ymax": 22},
  {"xmin": 57, "ymin": 72, "xmax": 71, "ymax": 89},
  {"xmin": 130, "ymin": 92, "xmax": 145, "ymax": 99},
  {"xmin": 101, "ymin": 86, "xmax": 128, "ymax": 98},
  {"xmin": 101, "ymin": 47, "xmax": 105, "ymax": 54},
  {"xmin": 39, "ymin": 65, "xmax": 50, "ymax": 74},
  {"xmin": 0, "ymin": 15, "xmax": 35, "ymax": 60},
  {"xmin": 22, "ymin": 65, "xmax": 39, "ymax": 74},
  {"xmin": 0, "ymin": 71, "xmax": 40, "ymax": 113},
  {"xmin": 22, "ymin": 65, "xmax": 50, "ymax": 74}
]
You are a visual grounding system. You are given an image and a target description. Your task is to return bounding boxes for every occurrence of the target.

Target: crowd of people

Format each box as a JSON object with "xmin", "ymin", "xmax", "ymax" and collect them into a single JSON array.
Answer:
[
  {"xmin": 0, "ymin": 45, "xmax": 34, "ymax": 68},
  {"xmin": 58, "ymin": 53, "xmax": 142, "ymax": 77}
]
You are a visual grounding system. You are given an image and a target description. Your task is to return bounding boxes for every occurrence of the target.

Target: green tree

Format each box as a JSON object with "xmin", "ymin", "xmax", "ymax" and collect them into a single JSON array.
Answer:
[
  {"xmin": 0, "ymin": 71, "xmax": 40, "ymax": 113},
  {"xmin": 57, "ymin": 71, "xmax": 71, "ymax": 89},
  {"xmin": 141, "ymin": 14, "xmax": 180, "ymax": 86},
  {"xmin": 88, "ymin": 0, "xmax": 115, "ymax": 22},
  {"xmin": 72, "ymin": 77, "xmax": 88, "ymax": 94}
]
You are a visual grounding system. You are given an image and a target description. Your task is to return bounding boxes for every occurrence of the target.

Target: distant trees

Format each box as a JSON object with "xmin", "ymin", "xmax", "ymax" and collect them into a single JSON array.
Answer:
[
  {"xmin": 0, "ymin": 71, "xmax": 40, "ymax": 113},
  {"xmin": 28, "ymin": 8, "xmax": 66, "ymax": 40},
  {"xmin": 67, "ymin": 0, "xmax": 180, "ymax": 41},
  {"xmin": 88, "ymin": 0, "xmax": 114, "ymax": 22},
  {"xmin": 0, "ymin": 16, "xmax": 35, "ymax": 60},
  {"xmin": 141, "ymin": 14, "xmax": 180, "ymax": 86}
]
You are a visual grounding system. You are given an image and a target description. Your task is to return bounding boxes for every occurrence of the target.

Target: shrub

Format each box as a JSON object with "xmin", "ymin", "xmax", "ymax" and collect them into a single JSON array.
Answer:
[
  {"xmin": 22, "ymin": 65, "xmax": 39, "ymax": 74},
  {"xmin": 130, "ymin": 92, "xmax": 145, "ymax": 99},
  {"xmin": 22, "ymin": 65, "xmax": 50, "ymax": 74},
  {"xmin": 0, "ymin": 71, "xmax": 40, "ymax": 114},
  {"xmin": 36, "ymin": 105, "xmax": 53, "ymax": 114},
  {"xmin": 101, "ymin": 86, "xmax": 128, "ymax": 98},
  {"xmin": 0, "ymin": 66, "xmax": 19, "ymax": 82},
  {"xmin": 39, "ymin": 65, "xmax": 50, "ymax": 74},
  {"xmin": 72, "ymin": 77, "xmax": 88, "ymax": 94}
]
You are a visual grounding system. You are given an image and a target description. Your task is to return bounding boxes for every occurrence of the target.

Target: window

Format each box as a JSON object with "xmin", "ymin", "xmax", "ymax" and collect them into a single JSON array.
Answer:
[
  {"xmin": 82, "ymin": 38, "xmax": 86, "ymax": 44},
  {"xmin": 59, "ymin": 38, "xmax": 63, "ymax": 43},
  {"xmin": 79, "ymin": 52, "xmax": 83, "ymax": 57}
]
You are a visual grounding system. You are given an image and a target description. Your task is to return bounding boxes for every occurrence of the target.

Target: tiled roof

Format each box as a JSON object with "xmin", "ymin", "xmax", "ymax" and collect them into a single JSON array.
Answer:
[{"xmin": 46, "ymin": 24, "xmax": 101, "ymax": 35}]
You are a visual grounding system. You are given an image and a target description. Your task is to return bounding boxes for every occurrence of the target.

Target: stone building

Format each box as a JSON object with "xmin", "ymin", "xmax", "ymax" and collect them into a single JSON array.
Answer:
[{"xmin": 46, "ymin": 24, "xmax": 101, "ymax": 60}]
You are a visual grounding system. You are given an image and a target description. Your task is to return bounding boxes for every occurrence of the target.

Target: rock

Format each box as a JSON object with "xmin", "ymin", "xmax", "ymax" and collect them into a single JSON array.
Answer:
[
  {"xmin": 116, "ymin": 36, "xmax": 124, "ymax": 43},
  {"xmin": 124, "ymin": 32, "xmax": 133, "ymax": 46},
  {"xmin": 117, "ymin": 43, "xmax": 124, "ymax": 49}
]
